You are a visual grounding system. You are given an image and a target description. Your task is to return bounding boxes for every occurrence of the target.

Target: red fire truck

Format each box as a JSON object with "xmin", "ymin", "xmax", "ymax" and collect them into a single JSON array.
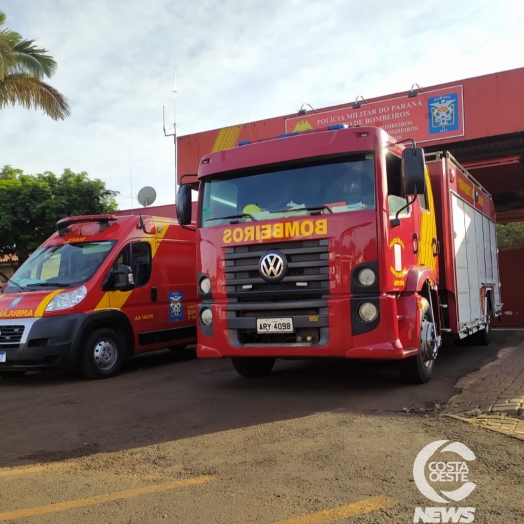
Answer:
[
  {"xmin": 0, "ymin": 213, "xmax": 197, "ymax": 379},
  {"xmin": 176, "ymin": 124, "xmax": 502, "ymax": 383}
]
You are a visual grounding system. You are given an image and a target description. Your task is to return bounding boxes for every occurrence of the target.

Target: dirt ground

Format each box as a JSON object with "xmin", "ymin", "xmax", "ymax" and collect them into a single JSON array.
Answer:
[{"xmin": 0, "ymin": 330, "xmax": 522, "ymax": 523}]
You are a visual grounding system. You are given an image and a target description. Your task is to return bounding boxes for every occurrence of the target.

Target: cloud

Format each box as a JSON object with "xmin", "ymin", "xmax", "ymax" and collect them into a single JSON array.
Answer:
[{"xmin": 1, "ymin": 0, "xmax": 524, "ymax": 209}]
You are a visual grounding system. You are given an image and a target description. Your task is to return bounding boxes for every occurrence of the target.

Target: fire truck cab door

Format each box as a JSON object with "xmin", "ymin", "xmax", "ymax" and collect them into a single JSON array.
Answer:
[{"xmin": 386, "ymin": 156, "xmax": 438, "ymax": 290}]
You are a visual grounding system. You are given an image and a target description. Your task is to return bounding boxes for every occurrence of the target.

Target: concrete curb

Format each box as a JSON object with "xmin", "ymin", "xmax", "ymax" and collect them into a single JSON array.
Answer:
[{"xmin": 442, "ymin": 341, "xmax": 524, "ymax": 441}]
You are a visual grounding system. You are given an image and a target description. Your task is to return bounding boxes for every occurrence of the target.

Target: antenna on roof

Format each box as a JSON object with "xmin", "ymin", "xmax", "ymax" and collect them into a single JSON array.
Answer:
[
  {"xmin": 163, "ymin": 60, "xmax": 178, "ymax": 184},
  {"xmin": 128, "ymin": 147, "xmax": 134, "ymax": 214}
]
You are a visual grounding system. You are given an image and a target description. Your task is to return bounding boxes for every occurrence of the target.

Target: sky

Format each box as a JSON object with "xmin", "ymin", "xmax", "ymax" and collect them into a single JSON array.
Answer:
[{"xmin": 1, "ymin": 0, "xmax": 524, "ymax": 210}]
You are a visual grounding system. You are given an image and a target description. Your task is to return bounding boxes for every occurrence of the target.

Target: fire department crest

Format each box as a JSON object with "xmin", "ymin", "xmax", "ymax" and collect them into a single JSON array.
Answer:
[
  {"xmin": 8, "ymin": 297, "xmax": 23, "ymax": 308},
  {"xmin": 169, "ymin": 291, "xmax": 184, "ymax": 321},
  {"xmin": 428, "ymin": 93, "xmax": 459, "ymax": 134}
]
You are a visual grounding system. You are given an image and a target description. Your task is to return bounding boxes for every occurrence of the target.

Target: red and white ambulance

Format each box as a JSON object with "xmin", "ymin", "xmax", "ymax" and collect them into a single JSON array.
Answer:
[{"xmin": 0, "ymin": 212, "xmax": 197, "ymax": 379}]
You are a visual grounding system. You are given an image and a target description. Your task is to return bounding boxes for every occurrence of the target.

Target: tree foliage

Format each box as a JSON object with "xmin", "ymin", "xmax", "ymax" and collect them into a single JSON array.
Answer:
[
  {"xmin": 0, "ymin": 10, "xmax": 70, "ymax": 120},
  {"xmin": 0, "ymin": 166, "xmax": 118, "ymax": 265},
  {"xmin": 496, "ymin": 222, "xmax": 524, "ymax": 248}
]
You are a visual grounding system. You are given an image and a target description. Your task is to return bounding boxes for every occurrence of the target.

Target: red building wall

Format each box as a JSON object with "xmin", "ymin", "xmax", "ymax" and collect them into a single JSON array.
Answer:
[
  {"xmin": 177, "ymin": 67, "xmax": 524, "ymax": 182},
  {"xmin": 497, "ymin": 247, "xmax": 524, "ymax": 327}
]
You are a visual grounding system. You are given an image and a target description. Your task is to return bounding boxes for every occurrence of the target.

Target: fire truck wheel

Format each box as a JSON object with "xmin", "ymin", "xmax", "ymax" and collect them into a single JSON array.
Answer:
[
  {"xmin": 399, "ymin": 298, "xmax": 435, "ymax": 384},
  {"xmin": 474, "ymin": 319, "xmax": 492, "ymax": 346},
  {"xmin": 231, "ymin": 357, "xmax": 275, "ymax": 378},
  {"xmin": 80, "ymin": 328, "xmax": 125, "ymax": 380}
]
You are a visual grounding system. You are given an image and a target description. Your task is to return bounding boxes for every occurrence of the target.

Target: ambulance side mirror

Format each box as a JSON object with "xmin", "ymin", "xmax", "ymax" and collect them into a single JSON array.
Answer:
[
  {"xmin": 176, "ymin": 184, "xmax": 193, "ymax": 226},
  {"xmin": 401, "ymin": 147, "xmax": 426, "ymax": 197},
  {"xmin": 103, "ymin": 265, "xmax": 134, "ymax": 292}
]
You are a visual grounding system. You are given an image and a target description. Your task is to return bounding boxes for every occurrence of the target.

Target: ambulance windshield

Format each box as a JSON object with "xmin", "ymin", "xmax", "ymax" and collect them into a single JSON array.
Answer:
[
  {"xmin": 200, "ymin": 154, "xmax": 375, "ymax": 226},
  {"xmin": 3, "ymin": 241, "xmax": 115, "ymax": 293}
]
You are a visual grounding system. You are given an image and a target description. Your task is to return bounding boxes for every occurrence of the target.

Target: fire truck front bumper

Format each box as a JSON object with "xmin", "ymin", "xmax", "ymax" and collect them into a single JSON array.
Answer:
[{"xmin": 196, "ymin": 295, "xmax": 418, "ymax": 360}]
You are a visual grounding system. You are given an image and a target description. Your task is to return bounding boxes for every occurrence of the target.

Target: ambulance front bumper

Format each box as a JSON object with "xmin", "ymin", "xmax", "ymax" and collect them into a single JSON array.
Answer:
[{"xmin": 0, "ymin": 314, "xmax": 85, "ymax": 370}]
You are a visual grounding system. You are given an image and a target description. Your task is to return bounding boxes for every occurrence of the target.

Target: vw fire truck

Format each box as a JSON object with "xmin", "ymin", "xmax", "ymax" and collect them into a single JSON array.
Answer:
[{"xmin": 176, "ymin": 124, "xmax": 501, "ymax": 383}]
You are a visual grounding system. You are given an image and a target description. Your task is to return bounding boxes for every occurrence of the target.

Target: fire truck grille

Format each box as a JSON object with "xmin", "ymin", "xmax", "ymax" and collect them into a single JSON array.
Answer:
[
  {"xmin": 224, "ymin": 239, "xmax": 330, "ymax": 299},
  {"xmin": 0, "ymin": 325, "xmax": 25, "ymax": 349}
]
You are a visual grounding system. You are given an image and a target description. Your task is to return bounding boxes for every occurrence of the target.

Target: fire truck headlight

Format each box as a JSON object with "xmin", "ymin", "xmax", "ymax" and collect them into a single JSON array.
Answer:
[
  {"xmin": 45, "ymin": 286, "xmax": 88, "ymax": 312},
  {"xmin": 200, "ymin": 307, "xmax": 213, "ymax": 326},
  {"xmin": 199, "ymin": 276, "xmax": 211, "ymax": 294},
  {"xmin": 359, "ymin": 302, "xmax": 378, "ymax": 322},
  {"xmin": 358, "ymin": 268, "xmax": 376, "ymax": 287}
]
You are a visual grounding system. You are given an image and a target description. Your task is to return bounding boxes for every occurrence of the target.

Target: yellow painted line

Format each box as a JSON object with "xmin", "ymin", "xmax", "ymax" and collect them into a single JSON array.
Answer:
[
  {"xmin": 0, "ymin": 463, "xmax": 67, "ymax": 478},
  {"xmin": 0, "ymin": 475, "xmax": 215, "ymax": 522},
  {"xmin": 272, "ymin": 496, "xmax": 397, "ymax": 524}
]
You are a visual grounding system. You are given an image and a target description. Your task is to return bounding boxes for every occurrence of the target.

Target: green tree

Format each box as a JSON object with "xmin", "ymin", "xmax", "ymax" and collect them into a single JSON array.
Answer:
[
  {"xmin": 0, "ymin": 166, "xmax": 118, "ymax": 266},
  {"xmin": 0, "ymin": 10, "xmax": 70, "ymax": 120},
  {"xmin": 496, "ymin": 222, "xmax": 524, "ymax": 248}
]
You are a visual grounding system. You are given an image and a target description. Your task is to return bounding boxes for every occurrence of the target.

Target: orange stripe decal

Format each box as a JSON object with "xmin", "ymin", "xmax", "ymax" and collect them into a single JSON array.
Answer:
[{"xmin": 211, "ymin": 125, "xmax": 243, "ymax": 152}]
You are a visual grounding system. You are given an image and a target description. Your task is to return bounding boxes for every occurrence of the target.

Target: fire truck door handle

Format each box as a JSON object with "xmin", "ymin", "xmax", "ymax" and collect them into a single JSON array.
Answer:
[
  {"xmin": 412, "ymin": 233, "xmax": 419, "ymax": 254},
  {"xmin": 432, "ymin": 238, "xmax": 440, "ymax": 257},
  {"xmin": 151, "ymin": 286, "xmax": 158, "ymax": 302}
]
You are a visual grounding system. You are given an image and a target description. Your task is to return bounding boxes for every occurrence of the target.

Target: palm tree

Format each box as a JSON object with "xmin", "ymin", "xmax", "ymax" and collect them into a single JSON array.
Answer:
[{"xmin": 0, "ymin": 11, "xmax": 70, "ymax": 120}]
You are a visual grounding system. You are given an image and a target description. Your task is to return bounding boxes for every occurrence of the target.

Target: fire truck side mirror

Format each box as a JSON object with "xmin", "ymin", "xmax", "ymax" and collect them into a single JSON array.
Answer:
[
  {"xmin": 176, "ymin": 184, "xmax": 193, "ymax": 226},
  {"xmin": 401, "ymin": 147, "xmax": 426, "ymax": 197}
]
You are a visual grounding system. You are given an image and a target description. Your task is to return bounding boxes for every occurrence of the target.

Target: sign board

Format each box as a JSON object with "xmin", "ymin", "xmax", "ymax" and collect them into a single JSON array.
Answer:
[{"xmin": 285, "ymin": 86, "xmax": 464, "ymax": 144}]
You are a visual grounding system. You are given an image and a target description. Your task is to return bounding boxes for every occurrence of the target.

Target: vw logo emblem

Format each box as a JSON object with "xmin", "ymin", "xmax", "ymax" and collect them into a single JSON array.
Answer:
[{"xmin": 259, "ymin": 251, "xmax": 287, "ymax": 282}]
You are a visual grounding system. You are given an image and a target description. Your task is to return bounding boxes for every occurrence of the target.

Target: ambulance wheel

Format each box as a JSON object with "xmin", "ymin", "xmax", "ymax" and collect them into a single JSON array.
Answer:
[
  {"xmin": 81, "ymin": 328, "xmax": 124, "ymax": 379},
  {"xmin": 474, "ymin": 319, "xmax": 491, "ymax": 346},
  {"xmin": 231, "ymin": 357, "xmax": 275, "ymax": 378},
  {"xmin": 399, "ymin": 298, "xmax": 435, "ymax": 384}
]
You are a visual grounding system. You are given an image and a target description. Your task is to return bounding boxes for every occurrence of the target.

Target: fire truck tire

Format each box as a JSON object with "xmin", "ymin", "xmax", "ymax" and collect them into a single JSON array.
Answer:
[
  {"xmin": 399, "ymin": 298, "xmax": 434, "ymax": 384},
  {"xmin": 474, "ymin": 319, "xmax": 491, "ymax": 346},
  {"xmin": 231, "ymin": 357, "xmax": 275, "ymax": 377},
  {"xmin": 80, "ymin": 328, "xmax": 125, "ymax": 380}
]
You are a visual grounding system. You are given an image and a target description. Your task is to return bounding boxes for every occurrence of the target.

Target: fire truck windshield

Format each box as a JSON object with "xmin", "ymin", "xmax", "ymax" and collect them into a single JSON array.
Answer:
[
  {"xmin": 3, "ymin": 241, "xmax": 115, "ymax": 293},
  {"xmin": 201, "ymin": 154, "xmax": 375, "ymax": 226}
]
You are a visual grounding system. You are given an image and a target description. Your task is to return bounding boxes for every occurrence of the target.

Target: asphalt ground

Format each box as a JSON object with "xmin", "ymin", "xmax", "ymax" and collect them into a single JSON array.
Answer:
[{"xmin": 0, "ymin": 329, "xmax": 522, "ymax": 523}]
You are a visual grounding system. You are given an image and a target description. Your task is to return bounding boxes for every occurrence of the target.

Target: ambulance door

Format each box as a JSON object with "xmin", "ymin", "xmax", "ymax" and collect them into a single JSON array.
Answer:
[{"xmin": 114, "ymin": 240, "xmax": 163, "ymax": 352}]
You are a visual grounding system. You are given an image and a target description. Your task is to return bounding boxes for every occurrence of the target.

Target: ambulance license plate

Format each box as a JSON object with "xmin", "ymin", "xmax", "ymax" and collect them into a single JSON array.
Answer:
[
  {"xmin": 0, "ymin": 352, "xmax": 6, "ymax": 363},
  {"xmin": 257, "ymin": 318, "xmax": 294, "ymax": 333}
]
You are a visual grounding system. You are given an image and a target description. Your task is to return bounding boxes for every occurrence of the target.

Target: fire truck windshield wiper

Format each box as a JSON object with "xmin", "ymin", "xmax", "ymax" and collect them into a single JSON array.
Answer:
[
  {"xmin": 269, "ymin": 205, "xmax": 333, "ymax": 215},
  {"xmin": 26, "ymin": 282, "xmax": 72, "ymax": 288},
  {"xmin": 205, "ymin": 213, "xmax": 257, "ymax": 223}
]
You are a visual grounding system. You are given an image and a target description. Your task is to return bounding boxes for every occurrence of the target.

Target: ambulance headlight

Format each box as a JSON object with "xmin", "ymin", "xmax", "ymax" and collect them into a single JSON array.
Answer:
[
  {"xmin": 359, "ymin": 302, "xmax": 378, "ymax": 322},
  {"xmin": 199, "ymin": 277, "xmax": 211, "ymax": 294},
  {"xmin": 45, "ymin": 286, "xmax": 88, "ymax": 312},
  {"xmin": 200, "ymin": 307, "xmax": 213, "ymax": 326},
  {"xmin": 358, "ymin": 268, "xmax": 376, "ymax": 287}
]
